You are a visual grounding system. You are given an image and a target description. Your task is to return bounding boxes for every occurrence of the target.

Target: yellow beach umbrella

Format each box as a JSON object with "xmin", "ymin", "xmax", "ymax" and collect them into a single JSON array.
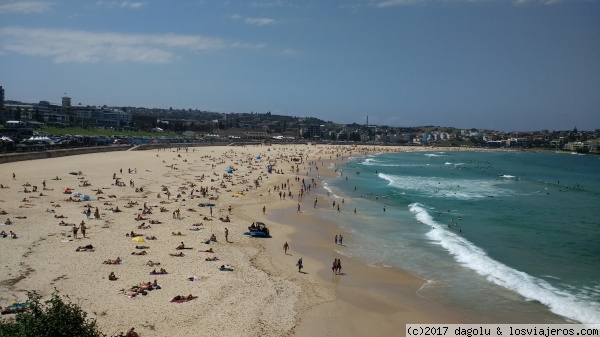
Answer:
[{"xmin": 132, "ymin": 237, "xmax": 145, "ymax": 243}]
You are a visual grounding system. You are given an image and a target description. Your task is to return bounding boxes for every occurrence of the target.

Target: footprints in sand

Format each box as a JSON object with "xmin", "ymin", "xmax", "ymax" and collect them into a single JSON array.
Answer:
[
  {"xmin": 0, "ymin": 267, "xmax": 35, "ymax": 289},
  {"xmin": 50, "ymin": 274, "xmax": 68, "ymax": 285}
]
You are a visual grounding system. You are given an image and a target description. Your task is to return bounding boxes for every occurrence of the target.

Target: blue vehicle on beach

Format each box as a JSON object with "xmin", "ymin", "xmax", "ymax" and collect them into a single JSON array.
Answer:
[{"xmin": 244, "ymin": 222, "xmax": 270, "ymax": 238}]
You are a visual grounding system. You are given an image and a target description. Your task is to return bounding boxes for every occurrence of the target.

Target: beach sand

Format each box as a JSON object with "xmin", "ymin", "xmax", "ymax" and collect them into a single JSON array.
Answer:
[{"xmin": 0, "ymin": 144, "xmax": 471, "ymax": 336}]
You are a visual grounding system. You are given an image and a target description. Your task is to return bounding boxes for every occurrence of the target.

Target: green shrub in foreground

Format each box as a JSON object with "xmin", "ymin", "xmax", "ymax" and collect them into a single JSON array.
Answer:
[{"xmin": 0, "ymin": 291, "xmax": 105, "ymax": 337}]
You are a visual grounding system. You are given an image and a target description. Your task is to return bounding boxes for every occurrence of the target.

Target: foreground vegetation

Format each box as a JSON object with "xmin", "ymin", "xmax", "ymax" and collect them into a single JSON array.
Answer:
[{"xmin": 0, "ymin": 291, "xmax": 105, "ymax": 337}]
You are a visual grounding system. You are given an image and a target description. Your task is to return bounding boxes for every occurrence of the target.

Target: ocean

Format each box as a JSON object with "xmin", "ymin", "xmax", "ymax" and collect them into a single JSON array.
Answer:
[{"xmin": 314, "ymin": 150, "xmax": 600, "ymax": 324}]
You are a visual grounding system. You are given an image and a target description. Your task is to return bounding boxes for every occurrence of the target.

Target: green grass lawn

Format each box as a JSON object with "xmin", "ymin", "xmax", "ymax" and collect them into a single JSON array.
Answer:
[{"xmin": 37, "ymin": 126, "xmax": 181, "ymax": 137}]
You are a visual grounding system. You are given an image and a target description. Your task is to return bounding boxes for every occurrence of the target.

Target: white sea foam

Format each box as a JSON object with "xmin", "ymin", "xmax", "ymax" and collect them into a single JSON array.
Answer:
[
  {"xmin": 424, "ymin": 153, "xmax": 444, "ymax": 157},
  {"xmin": 360, "ymin": 162, "xmax": 420, "ymax": 168},
  {"xmin": 542, "ymin": 275, "xmax": 561, "ymax": 280},
  {"xmin": 322, "ymin": 182, "xmax": 341, "ymax": 199},
  {"xmin": 378, "ymin": 173, "xmax": 513, "ymax": 200},
  {"xmin": 409, "ymin": 203, "xmax": 600, "ymax": 324},
  {"xmin": 359, "ymin": 158, "xmax": 409, "ymax": 167},
  {"xmin": 417, "ymin": 279, "xmax": 439, "ymax": 293},
  {"xmin": 444, "ymin": 162, "xmax": 466, "ymax": 167},
  {"xmin": 500, "ymin": 175, "xmax": 516, "ymax": 179}
]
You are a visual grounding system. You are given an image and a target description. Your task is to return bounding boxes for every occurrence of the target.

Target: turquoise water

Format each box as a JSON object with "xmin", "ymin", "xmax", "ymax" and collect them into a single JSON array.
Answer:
[{"xmin": 314, "ymin": 151, "xmax": 600, "ymax": 323}]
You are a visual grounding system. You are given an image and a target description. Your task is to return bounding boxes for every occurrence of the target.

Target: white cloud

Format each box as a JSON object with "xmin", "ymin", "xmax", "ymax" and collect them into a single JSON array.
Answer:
[
  {"xmin": 339, "ymin": 4, "xmax": 363, "ymax": 11},
  {"xmin": 249, "ymin": 0, "xmax": 284, "ymax": 7},
  {"xmin": 95, "ymin": 1, "xmax": 117, "ymax": 8},
  {"xmin": 245, "ymin": 17, "xmax": 276, "ymax": 26},
  {"xmin": 375, "ymin": 0, "xmax": 426, "ymax": 7},
  {"xmin": 0, "ymin": 27, "xmax": 262, "ymax": 64},
  {"xmin": 280, "ymin": 48, "xmax": 298, "ymax": 56},
  {"xmin": 231, "ymin": 15, "xmax": 276, "ymax": 26},
  {"xmin": 539, "ymin": 0, "xmax": 563, "ymax": 4},
  {"xmin": 120, "ymin": 1, "xmax": 145, "ymax": 9},
  {"xmin": 95, "ymin": 1, "xmax": 146, "ymax": 9},
  {"xmin": 0, "ymin": 1, "xmax": 52, "ymax": 14}
]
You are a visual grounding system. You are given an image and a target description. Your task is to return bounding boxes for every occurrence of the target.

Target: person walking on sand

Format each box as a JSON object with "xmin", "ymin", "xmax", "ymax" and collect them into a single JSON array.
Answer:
[
  {"xmin": 339, "ymin": 235, "xmax": 343, "ymax": 245},
  {"xmin": 85, "ymin": 208, "xmax": 91, "ymax": 219},
  {"xmin": 334, "ymin": 235, "xmax": 338, "ymax": 245},
  {"xmin": 297, "ymin": 258, "xmax": 303, "ymax": 272},
  {"xmin": 297, "ymin": 203, "xmax": 301, "ymax": 212},
  {"xmin": 210, "ymin": 207, "xmax": 213, "ymax": 217},
  {"xmin": 224, "ymin": 227, "xmax": 229, "ymax": 242},
  {"xmin": 283, "ymin": 242, "xmax": 289, "ymax": 255},
  {"xmin": 79, "ymin": 221, "xmax": 87, "ymax": 238},
  {"xmin": 72, "ymin": 224, "xmax": 78, "ymax": 239},
  {"xmin": 262, "ymin": 206, "xmax": 266, "ymax": 215}
]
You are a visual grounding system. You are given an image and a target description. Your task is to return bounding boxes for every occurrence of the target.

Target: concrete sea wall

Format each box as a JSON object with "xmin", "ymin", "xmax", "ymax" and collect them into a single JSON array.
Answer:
[{"xmin": 0, "ymin": 145, "xmax": 131, "ymax": 164}]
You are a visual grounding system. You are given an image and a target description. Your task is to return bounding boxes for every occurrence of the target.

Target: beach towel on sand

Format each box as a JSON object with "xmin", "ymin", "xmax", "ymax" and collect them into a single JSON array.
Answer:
[{"xmin": 1, "ymin": 302, "xmax": 29, "ymax": 315}]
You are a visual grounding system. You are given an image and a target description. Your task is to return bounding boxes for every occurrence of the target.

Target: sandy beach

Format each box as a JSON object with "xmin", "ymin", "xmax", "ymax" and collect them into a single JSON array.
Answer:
[{"xmin": 0, "ymin": 144, "xmax": 473, "ymax": 336}]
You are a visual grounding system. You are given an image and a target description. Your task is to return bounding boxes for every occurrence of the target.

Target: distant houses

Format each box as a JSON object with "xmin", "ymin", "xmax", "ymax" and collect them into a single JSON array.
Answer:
[
  {"xmin": 4, "ymin": 98, "xmax": 131, "ymax": 128},
  {"xmin": 1, "ymin": 93, "xmax": 598, "ymax": 154}
]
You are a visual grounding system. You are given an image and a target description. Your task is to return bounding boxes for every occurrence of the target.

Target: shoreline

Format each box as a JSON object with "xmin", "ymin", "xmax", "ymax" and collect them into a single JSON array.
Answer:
[
  {"xmin": 269, "ymin": 205, "xmax": 470, "ymax": 335},
  {"xmin": 300, "ymin": 149, "xmax": 578, "ymax": 324},
  {"xmin": 260, "ymin": 152, "xmax": 470, "ymax": 337}
]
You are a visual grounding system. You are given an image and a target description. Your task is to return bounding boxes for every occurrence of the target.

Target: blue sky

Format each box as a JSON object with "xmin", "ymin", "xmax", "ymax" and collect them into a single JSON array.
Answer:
[{"xmin": 0, "ymin": 0, "xmax": 598, "ymax": 131}]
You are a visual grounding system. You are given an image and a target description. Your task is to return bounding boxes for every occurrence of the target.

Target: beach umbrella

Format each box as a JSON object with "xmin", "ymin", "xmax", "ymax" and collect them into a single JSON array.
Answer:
[{"xmin": 132, "ymin": 237, "xmax": 145, "ymax": 242}]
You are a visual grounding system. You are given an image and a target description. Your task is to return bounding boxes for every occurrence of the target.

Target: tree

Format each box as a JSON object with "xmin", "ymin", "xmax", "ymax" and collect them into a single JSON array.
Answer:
[
  {"xmin": 13, "ymin": 107, "xmax": 22, "ymax": 120},
  {"xmin": 0, "ymin": 290, "xmax": 105, "ymax": 337},
  {"xmin": 34, "ymin": 109, "xmax": 44, "ymax": 123}
]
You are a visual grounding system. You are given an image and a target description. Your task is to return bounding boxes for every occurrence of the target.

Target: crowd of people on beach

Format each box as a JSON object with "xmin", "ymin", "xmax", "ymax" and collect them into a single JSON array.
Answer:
[{"xmin": 0, "ymin": 144, "xmax": 402, "ymax": 336}]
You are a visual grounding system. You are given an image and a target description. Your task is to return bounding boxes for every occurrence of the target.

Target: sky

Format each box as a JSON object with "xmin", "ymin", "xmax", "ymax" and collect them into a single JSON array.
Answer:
[{"xmin": 0, "ymin": 0, "xmax": 599, "ymax": 132}]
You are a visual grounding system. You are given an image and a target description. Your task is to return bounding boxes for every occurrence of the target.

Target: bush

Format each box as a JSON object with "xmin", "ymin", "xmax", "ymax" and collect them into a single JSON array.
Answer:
[{"xmin": 0, "ymin": 291, "xmax": 105, "ymax": 337}]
